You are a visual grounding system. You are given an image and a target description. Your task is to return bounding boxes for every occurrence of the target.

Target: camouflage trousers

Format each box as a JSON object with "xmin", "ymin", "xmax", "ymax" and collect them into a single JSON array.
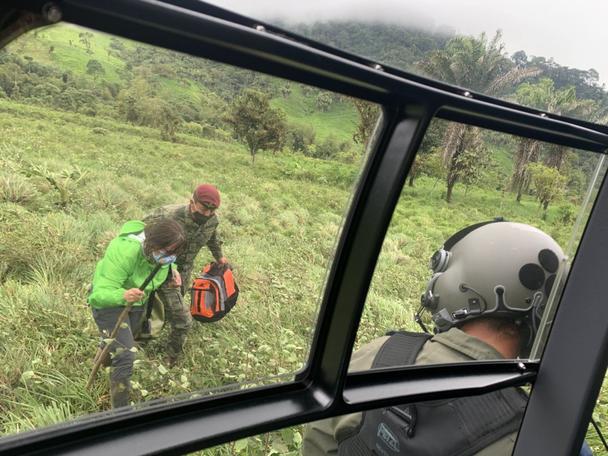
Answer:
[{"xmin": 156, "ymin": 282, "xmax": 193, "ymax": 359}]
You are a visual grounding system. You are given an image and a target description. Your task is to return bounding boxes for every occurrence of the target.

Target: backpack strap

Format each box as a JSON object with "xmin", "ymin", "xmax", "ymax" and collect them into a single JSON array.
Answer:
[{"xmin": 144, "ymin": 291, "xmax": 156, "ymax": 320}]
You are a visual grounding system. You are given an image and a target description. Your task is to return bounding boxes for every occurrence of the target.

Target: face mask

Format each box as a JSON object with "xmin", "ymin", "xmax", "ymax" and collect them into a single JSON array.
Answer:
[
  {"xmin": 191, "ymin": 211, "xmax": 211, "ymax": 224},
  {"xmin": 152, "ymin": 251, "xmax": 177, "ymax": 265}
]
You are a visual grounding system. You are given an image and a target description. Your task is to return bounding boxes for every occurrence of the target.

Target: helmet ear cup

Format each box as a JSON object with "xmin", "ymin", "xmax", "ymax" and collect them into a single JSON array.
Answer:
[{"xmin": 430, "ymin": 249, "xmax": 450, "ymax": 273}]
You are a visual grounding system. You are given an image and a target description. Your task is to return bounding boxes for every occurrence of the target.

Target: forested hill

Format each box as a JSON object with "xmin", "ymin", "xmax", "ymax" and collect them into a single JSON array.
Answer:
[
  {"xmin": 288, "ymin": 21, "xmax": 452, "ymax": 72},
  {"xmin": 1, "ymin": 20, "xmax": 606, "ymax": 156},
  {"xmin": 291, "ymin": 21, "xmax": 608, "ymax": 111}
]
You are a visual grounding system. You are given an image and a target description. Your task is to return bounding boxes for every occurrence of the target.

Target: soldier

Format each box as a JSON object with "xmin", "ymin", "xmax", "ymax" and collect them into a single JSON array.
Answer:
[
  {"xmin": 302, "ymin": 220, "xmax": 593, "ymax": 455},
  {"xmin": 144, "ymin": 184, "xmax": 228, "ymax": 366}
]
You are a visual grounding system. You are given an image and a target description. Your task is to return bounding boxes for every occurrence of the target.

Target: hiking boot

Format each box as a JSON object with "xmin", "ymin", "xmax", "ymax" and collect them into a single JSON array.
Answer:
[{"xmin": 110, "ymin": 380, "xmax": 130, "ymax": 408}]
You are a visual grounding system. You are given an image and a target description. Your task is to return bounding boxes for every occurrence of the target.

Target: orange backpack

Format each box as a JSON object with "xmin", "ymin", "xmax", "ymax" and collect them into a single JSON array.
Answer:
[{"xmin": 190, "ymin": 262, "xmax": 239, "ymax": 322}]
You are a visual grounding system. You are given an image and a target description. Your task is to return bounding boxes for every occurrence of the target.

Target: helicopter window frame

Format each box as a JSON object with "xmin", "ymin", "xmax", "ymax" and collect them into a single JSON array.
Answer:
[{"xmin": 1, "ymin": 1, "xmax": 608, "ymax": 455}]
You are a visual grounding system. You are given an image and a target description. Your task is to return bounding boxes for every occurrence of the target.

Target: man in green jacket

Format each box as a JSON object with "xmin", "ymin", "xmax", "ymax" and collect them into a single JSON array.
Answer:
[
  {"xmin": 144, "ymin": 184, "xmax": 228, "ymax": 366},
  {"xmin": 89, "ymin": 218, "xmax": 186, "ymax": 407},
  {"xmin": 303, "ymin": 221, "xmax": 567, "ymax": 455}
]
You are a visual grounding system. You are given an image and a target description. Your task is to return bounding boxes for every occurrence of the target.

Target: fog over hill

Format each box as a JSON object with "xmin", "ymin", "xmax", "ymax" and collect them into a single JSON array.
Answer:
[{"xmin": 207, "ymin": 0, "xmax": 608, "ymax": 87}]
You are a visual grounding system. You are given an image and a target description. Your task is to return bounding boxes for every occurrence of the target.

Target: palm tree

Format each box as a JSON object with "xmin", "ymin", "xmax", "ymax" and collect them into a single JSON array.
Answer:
[
  {"xmin": 511, "ymin": 79, "xmax": 598, "ymax": 201},
  {"xmin": 511, "ymin": 137, "xmax": 541, "ymax": 202},
  {"xmin": 418, "ymin": 31, "xmax": 540, "ymax": 202}
]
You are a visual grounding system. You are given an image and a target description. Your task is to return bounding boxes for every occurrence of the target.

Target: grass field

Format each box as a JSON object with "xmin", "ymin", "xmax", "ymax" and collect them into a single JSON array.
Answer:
[
  {"xmin": 271, "ymin": 85, "xmax": 359, "ymax": 143},
  {"xmin": 0, "ymin": 95, "xmax": 607, "ymax": 455},
  {"xmin": 17, "ymin": 24, "xmax": 129, "ymax": 84}
]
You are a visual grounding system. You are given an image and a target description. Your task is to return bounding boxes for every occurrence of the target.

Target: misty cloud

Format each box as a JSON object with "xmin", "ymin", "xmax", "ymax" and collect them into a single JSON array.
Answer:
[{"xmin": 206, "ymin": 0, "xmax": 608, "ymax": 85}]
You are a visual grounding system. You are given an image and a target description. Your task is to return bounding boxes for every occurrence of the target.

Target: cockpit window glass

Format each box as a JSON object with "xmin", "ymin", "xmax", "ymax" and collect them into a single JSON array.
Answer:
[
  {"xmin": 0, "ymin": 23, "xmax": 380, "ymax": 436},
  {"xmin": 353, "ymin": 117, "xmax": 606, "ymax": 371}
]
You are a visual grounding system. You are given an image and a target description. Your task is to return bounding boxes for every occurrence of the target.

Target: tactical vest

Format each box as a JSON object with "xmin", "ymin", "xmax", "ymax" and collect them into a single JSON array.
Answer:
[{"xmin": 338, "ymin": 331, "xmax": 528, "ymax": 456}]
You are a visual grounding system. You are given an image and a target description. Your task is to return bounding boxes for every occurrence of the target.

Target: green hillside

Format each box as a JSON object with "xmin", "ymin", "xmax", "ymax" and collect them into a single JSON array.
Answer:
[
  {"xmin": 18, "ymin": 24, "xmax": 129, "ymax": 83},
  {"xmin": 7, "ymin": 23, "xmax": 359, "ymax": 145},
  {"xmin": 272, "ymin": 85, "xmax": 358, "ymax": 142}
]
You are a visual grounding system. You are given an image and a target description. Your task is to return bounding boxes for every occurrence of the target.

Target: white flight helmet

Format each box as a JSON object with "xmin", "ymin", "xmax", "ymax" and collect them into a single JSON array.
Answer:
[{"xmin": 419, "ymin": 220, "xmax": 565, "ymax": 349}]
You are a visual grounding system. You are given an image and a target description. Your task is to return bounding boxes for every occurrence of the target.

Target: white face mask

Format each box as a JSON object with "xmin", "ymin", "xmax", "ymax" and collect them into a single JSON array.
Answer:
[{"xmin": 152, "ymin": 250, "xmax": 177, "ymax": 265}]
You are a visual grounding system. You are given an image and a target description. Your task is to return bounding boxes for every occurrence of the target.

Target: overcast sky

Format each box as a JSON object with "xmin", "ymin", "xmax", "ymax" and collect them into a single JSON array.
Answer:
[{"xmin": 206, "ymin": 0, "xmax": 608, "ymax": 86}]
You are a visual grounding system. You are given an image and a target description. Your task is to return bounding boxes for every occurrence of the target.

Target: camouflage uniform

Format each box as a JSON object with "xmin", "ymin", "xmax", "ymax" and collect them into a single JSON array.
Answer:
[{"xmin": 143, "ymin": 204, "xmax": 223, "ymax": 359}]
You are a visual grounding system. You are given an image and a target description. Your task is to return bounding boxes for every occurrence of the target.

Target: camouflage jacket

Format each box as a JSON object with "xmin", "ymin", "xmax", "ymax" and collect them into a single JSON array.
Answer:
[{"xmin": 143, "ymin": 204, "xmax": 223, "ymax": 281}]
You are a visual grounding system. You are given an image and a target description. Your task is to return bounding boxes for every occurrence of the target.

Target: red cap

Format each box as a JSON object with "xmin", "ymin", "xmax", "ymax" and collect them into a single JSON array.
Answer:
[{"xmin": 193, "ymin": 184, "xmax": 220, "ymax": 208}]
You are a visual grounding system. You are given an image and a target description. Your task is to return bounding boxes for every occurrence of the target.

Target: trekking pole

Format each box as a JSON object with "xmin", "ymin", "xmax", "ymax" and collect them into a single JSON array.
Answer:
[{"xmin": 86, "ymin": 263, "xmax": 162, "ymax": 389}]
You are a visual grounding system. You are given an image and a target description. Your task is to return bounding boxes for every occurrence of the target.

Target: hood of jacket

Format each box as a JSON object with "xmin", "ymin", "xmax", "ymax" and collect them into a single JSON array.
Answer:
[{"xmin": 118, "ymin": 220, "xmax": 145, "ymax": 236}]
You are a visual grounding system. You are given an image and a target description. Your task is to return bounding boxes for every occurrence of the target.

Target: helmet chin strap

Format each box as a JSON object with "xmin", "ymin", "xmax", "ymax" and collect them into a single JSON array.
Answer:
[
  {"xmin": 529, "ymin": 291, "xmax": 545, "ymax": 339},
  {"xmin": 414, "ymin": 304, "xmax": 431, "ymax": 334}
]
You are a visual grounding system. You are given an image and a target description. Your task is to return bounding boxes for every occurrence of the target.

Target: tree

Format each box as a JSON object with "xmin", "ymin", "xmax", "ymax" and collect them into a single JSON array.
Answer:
[
  {"xmin": 515, "ymin": 78, "xmax": 597, "ymax": 174},
  {"xmin": 312, "ymin": 135, "xmax": 347, "ymax": 160},
  {"xmin": 528, "ymin": 163, "xmax": 567, "ymax": 219},
  {"xmin": 117, "ymin": 77, "xmax": 155, "ymax": 124},
  {"xmin": 0, "ymin": 62, "xmax": 24, "ymax": 98},
  {"xmin": 288, "ymin": 124, "xmax": 316, "ymax": 153},
  {"xmin": 511, "ymin": 138, "xmax": 541, "ymax": 202},
  {"xmin": 524, "ymin": 56, "xmax": 608, "ymax": 110},
  {"xmin": 351, "ymin": 98, "xmax": 381, "ymax": 146},
  {"xmin": 159, "ymin": 103, "xmax": 180, "ymax": 142},
  {"xmin": 315, "ymin": 92, "xmax": 334, "ymax": 112},
  {"xmin": 86, "ymin": 59, "xmax": 105, "ymax": 80},
  {"xmin": 418, "ymin": 31, "xmax": 540, "ymax": 202},
  {"xmin": 227, "ymin": 89, "xmax": 287, "ymax": 164},
  {"xmin": 444, "ymin": 128, "xmax": 490, "ymax": 202},
  {"xmin": 511, "ymin": 50, "xmax": 528, "ymax": 67},
  {"xmin": 510, "ymin": 79, "xmax": 567, "ymax": 201},
  {"xmin": 407, "ymin": 148, "xmax": 444, "ymax": 187}
]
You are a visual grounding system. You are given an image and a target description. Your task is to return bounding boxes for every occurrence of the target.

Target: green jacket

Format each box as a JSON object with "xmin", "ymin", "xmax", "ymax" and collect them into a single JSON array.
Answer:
[
  {"xmin": 302, "ymin": 328, "xmax": 519, "ymax": 456},
  {"xmin": 143, "ymin": 204, "xmax": 223, "ymax": 283},
  {"xmin": 88, "ymin": 220, "xmax": 172, "ymax": 309}
]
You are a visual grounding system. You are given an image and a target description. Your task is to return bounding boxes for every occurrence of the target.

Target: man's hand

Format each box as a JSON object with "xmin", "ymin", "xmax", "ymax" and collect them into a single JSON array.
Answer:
[
  {"xmin": 217, "ymin": 257, "xmax": 228, "ymax": 265},
  {"xmin": 124, "ymin": 288, "xmax": 145, "ymax": 303},
  {"xmin": 168, "ymin": 269, "xmax": 182, "ymax": 288}
]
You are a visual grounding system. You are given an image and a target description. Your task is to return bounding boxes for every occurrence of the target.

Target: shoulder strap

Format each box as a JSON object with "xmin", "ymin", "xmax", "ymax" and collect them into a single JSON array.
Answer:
[
  {"xmin": 372, "ymin": 331, "xmax": 432, "ymax": 369},
  {"xmin": 337, "ymin": 332, "xmax": 430, "ymax": 456},
  {"xmin": 144, "ymin": 290, "xmax": 156, "ymax": 319}
]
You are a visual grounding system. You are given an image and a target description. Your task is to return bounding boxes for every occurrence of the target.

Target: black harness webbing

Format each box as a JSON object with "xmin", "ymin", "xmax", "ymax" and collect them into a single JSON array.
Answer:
[{"xmin": 338, "ymin": 331, "xmax": 528, "ymax": 456}]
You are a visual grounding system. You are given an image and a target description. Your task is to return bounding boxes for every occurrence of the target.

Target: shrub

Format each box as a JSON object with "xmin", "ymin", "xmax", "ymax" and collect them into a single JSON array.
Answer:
[
  {"xmin": 181, "ymin": 122, "xmax": 203, "ymax": 137},
  {"xmin": 288, "ymin": 124, "xmax": 315, "ymax": 153},
  {"xmin": 0, "ymin": 174, "xmax": 37, "ymax": 204},
  {"xmin": 305, "ymin": 135, "xmax": 348, "ymax": 160},
  {"xmin": 556, "ymin": 203, "xmax": 577, "ymax": 225}
]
